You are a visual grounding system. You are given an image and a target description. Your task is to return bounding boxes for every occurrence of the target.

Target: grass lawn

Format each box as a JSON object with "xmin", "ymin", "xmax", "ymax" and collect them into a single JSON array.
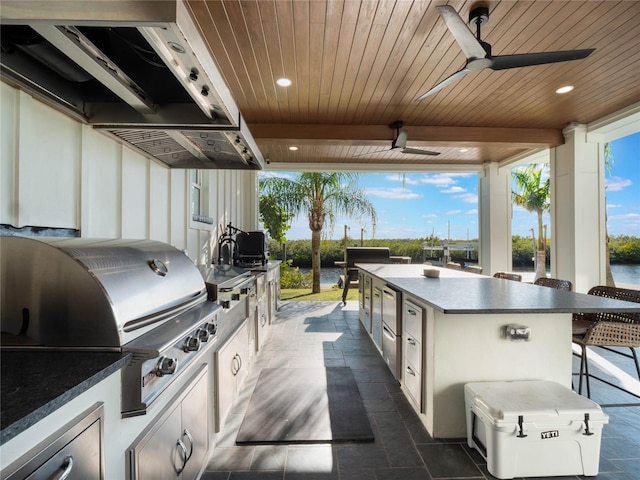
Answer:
[{"xmin": 280, "ymin": 286, "xmax": 358, "ymax": 301}]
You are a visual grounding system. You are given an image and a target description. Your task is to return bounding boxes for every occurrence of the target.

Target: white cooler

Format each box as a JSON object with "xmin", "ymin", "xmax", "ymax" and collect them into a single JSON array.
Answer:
[{"xmin": 464, "ymin": 380, "xmax": 608, "ymax": 479}]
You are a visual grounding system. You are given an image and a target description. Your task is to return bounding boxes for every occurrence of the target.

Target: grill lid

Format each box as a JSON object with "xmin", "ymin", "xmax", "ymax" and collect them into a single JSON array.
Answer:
[{"xmin": 0, "ymin": 236, "xmax": 207, "ymax": 347}]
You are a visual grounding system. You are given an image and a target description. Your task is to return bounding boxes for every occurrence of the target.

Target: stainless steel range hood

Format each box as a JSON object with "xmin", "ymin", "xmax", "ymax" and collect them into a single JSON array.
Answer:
[{"xmin": 0, "ymin": 0, "xmax": 264, "ymax": 170}]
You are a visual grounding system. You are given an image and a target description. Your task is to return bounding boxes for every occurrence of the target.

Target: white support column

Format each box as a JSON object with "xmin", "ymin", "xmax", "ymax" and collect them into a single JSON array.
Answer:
[
  {"xmin": 478, "ymin": 162, "xmax": 512, "ymax": 275},
  {"xmin": 551, "ymin": 123, "xmax": 605, "ymax": 293}
]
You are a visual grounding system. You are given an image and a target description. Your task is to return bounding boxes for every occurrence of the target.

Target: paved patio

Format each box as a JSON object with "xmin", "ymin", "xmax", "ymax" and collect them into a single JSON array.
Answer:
[{"xmin": 202, "ymin": 300, "xmax": 640, "ymax": 480}]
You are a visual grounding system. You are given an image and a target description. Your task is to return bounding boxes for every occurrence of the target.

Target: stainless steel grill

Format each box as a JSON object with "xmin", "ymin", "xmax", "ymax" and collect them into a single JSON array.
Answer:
[{"xmin": 0, "ymin": 236, "xmax": 222, "ymax": 417}]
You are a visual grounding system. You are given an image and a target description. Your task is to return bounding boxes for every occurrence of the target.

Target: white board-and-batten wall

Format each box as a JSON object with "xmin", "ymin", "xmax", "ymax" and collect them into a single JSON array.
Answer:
[{"xmin": 0, "ymin": 82, "xmax": 259, "ymax": 265}]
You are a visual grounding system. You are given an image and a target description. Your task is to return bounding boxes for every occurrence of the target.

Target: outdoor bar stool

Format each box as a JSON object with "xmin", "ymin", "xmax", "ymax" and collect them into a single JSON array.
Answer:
[
  {"xmin": 464, "ymin": 265, "xmax": 483, "ymax": 274},
  {"xmin": 534, "ymin": 277, "xmax": 573, "ymax": 291},
  {"xmin": 445, "ymin": 262, "xmax": 462, "ymax": 270},
  {"xmin": 572, "ymin": 285, "xmax": 640, "ymax": 407},
  {"xmin": 492, "ymin": 271, "xmax": 522, "ymax": 281}
]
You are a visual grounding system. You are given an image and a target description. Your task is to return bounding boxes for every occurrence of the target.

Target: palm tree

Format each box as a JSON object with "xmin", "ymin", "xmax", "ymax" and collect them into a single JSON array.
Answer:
[
  {"xmin": 512, "ymin": 164, "xmax": 550, "ymax": 281},
  {"xmin": 260, "ymin": 172, "xmax": 377, "ymax": 293}
]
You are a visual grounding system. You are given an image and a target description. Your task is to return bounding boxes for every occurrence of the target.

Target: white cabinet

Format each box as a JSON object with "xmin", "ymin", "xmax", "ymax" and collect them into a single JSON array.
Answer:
[
  {"xmin": 214, "ymin": 320, "xmax": 250, "ymax": 431},
  {"xmin": 128, "ymin": 365, "xmax": 209, "ymax": 480},
  {"xmin": 402, "ymin": 299, "xmax": 425, "ymax": 412}
]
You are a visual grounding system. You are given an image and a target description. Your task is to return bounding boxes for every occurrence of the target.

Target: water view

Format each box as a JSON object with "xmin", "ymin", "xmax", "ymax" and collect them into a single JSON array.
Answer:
[{"xmin": 298, "ymin": 265, "xmax": 640, "ymax": 287}]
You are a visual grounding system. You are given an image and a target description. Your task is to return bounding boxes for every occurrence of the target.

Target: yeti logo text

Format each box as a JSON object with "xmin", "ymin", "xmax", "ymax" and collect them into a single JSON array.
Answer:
[{"xmin": 541, "ymin": 430, "xmax": 559, "ymax": 439}]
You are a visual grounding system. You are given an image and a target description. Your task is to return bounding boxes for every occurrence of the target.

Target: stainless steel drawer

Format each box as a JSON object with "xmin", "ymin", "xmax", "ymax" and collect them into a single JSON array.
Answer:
[
  {"xmin": 3, "ymin": 403, "xmax": 104, "ymax": 480},
  {"xmin": 404, "ymin": 362, "xmax": 422, "ymax": 411},
  {"xmin": 403, "ymin": 299, "xmax": 423, "ymax": 340},
  {"xmin": 404, "ymin": 332, "xmax": 422, "ymax": 375}
]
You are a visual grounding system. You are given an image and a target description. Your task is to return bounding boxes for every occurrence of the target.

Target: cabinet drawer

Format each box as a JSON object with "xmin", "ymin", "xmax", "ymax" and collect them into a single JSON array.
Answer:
[
  {"xmin": 3, "ymin": 403, "xmax": 104, "ymax": 480},
  {"xmin": 403, "ymin": 300, "xmax": 423, "ymax": 340},
  {"xmin": 403, "ymin": 362, "xmax": 422, "ymax": 411},
  {"xmin": 404, "ymin": 333, "xmax": 422, "ymax": 374}
]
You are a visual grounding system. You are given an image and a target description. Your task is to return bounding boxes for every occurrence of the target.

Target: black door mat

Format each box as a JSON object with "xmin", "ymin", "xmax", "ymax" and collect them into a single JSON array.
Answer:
[{"xmin": 236, "ymin": 367, "xmax": 374, "ymax": 444}]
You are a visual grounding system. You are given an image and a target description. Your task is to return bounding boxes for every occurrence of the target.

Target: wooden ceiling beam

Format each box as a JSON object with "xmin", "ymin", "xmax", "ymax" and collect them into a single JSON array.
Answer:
[{"xmin": 248, "ymin": 124, "xmax": 564, "ymax": 148}]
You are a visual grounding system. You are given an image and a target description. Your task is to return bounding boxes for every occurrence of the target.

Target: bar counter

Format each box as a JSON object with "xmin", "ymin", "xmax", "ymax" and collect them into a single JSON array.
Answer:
[{"xmin": 356, "ymin": 264, "xmax": 640, "ymax": 438}]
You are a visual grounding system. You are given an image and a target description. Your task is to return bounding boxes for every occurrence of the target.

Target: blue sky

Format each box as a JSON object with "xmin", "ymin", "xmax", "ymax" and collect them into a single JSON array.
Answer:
[{"xmin": 262, "ymin": 131, "xmax": 639, "ymax": 241}]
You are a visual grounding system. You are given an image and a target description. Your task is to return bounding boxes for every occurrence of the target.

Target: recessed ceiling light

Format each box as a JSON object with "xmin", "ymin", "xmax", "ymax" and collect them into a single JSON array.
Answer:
[
  {"xmin": 289, "ymin": 146, "xmax": 298, "ymax": 151},
  {"xmin": 556, "ymin": 85, "xmax": 574, "ymax": 94},
  {"xmin": 459, "ymin": 148, "xmax": 468, "ymax": 153},
  {"xmin": 277, "ymin": 78, "xmax": 292, "ymax": 87}
]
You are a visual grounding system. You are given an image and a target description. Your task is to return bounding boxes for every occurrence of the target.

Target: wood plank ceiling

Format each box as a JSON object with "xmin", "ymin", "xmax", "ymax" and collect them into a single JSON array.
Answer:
[{"xmin": 186, "ymin": 0, "xmax": 640, "ymax": 171}]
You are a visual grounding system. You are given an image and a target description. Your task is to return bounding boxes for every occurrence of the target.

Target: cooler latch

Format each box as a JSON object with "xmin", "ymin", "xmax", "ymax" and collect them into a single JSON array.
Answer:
[
  {"xmin": 583, "ymin": 413, "xmax": 594, "ymax": 436},
  {"xmin": 517, "ymin": 415, "xmax": 527, "ymax": 438}
]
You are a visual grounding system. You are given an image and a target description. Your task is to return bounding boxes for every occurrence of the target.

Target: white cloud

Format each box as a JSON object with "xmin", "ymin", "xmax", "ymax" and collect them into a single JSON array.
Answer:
[
  {"xmin": 606, "ymin": 176, "xmax": 632, "ymax": 192},
  {"xmin": 607, "ymin": 204, "xmax": 623, "ymax": 209},
  {"xmin": 366, "ymin": 187, "xmax": 422, "ymax": 199},
  {"xmin": 609, "ymin": 213, "xmax": 640, "ymax": 221},
  {"xmin": 421, "ymin": 213, "xmax": 438, "ymax": 219},
  {"xmin": 441, "ymin": 186, "xmax": 466, "ymax": 194},
  {"xmin": 258, "ymin": 171, "xmax": 295, "ymax": 180},
  {"xmin": 419, "ymin": 173, "xmax": 459, "ymax": 186},
  {"xmin": 446, "ymin": 209, "xmax": 462, "ymax": 215},
  {"xmin": 466, "ymin": 209, "xmax": 478, "ymax": 215},
  {"xmin": 453, "ymin": 193, "xmax": 478, "ymax": 204},
  {"xmin": 384, "ymin": 174, "xmax": 419, "ymax": 185}
]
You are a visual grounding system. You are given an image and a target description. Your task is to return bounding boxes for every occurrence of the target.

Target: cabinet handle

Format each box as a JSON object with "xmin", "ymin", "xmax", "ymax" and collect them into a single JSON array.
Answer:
[
  {"xmin": 232, "ymin": 353, "xmax": 242, "ymax": 376},
  {"xmin": 182, "ymin": 428, "xmax": 195, "ymax": 462},
  {"xmin": 407, "ymin": 308, "xmax": 417, "ymax": 316},
  {"xmin": 52, "ymin": 456, "xmax": 74, "ymax": 480},
  {"xmin": 261, "ymin": 314, "xmax": 267, "ymax": 327},
  {"xmin": 176, "ymin": 439, "xmax": 188, "ymax": 475},
  {"xmin": 407, "ymin": 337, "xmax": 416, "ymax": 346},
  {"xmin": 383, "ymin": 325, "xmax": 395, "ymax": 340},
  {"xmin": 406, "ymin": 366, "xmax": 416, "ymax": 376}
]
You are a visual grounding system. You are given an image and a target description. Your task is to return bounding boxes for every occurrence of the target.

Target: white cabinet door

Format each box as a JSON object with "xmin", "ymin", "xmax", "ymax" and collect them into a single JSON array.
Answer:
[
  {"xmin": 181, "ymin": 370, "xmax": 209, "ymax": 480},
  {"xmin": 130, "ymin": 366, "xmax": 209, "ymax": 480},
  {"xmin": 215, "ymin": 320, "xmax": 249, "ymax": 431}
]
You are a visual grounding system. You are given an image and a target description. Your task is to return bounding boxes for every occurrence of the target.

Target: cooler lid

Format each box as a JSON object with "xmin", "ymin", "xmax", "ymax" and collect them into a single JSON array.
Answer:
[{"xmin": 465, "ymin": 380, "xmax": 607, "ymax": 424}]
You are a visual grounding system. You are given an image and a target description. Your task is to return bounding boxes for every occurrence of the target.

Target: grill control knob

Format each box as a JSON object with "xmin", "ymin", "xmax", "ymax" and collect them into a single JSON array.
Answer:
[
  {"xmin": 156, "ymin": 356, "xmax": 178, "ymax": 377},
  {"xmin": 205, "ymin": 322, "xmax": 217, "ymax": 335},
  {"xmin": 196, "ymin": 328, "xmax": 210, "ymax": 343},
  {"xmin": 231, "ymin": 293, "xmax": 240, "ymax": 301},
  {"xmin": 220, "ymin": 300, "xmax": 231, "ymax": 309},
  {"xmin": 240, "ymin": 287, "xmax": 249, "ymax": 295},
  {"xmin": 183, "ymin": 336, "xmax": 201, "ymax": 352}
]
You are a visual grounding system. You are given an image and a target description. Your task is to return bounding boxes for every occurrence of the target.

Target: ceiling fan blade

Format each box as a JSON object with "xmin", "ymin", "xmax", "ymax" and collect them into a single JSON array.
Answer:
[
  {"xmin": 415, "ymin": 68, "xmax": 470, "ymax": 101},
  {"xmin": 401, "ymin": 148, "xmax": 441, "ymax": 156},
  {"xmin": 352, "ymin": 148, "xmax": 391, "ymax": 158},
  {"xmin": 392, "ymin": 128, "xmax": 409, "ymax": 149},
  {"xmin": 490, "ymin": 48, "xmax": 595, "ymax": 70},
  {"xmin": 437, "ymin": 5, "xmax": 487, "ymax": 60}
]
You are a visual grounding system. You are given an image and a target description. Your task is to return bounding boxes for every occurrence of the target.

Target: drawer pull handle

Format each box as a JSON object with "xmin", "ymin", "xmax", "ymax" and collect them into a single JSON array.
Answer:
[
  {"xmin": 407, "ymin": 337, "xmax": 417, "ymax": 346},
  {"xmin": 407, "ymin": 308, "xmax": 417, "ymax": 316},
  {"xmin": 383, "ymin": 326, "xmax": 395, "ymax": 340},
  {"xmin": 183, "ymin": 428, "xmax": 195, "ymax": 461},
  {"xmin": 53, "ymin": 456, "xmax": 74, "ymax": 480},
  {"xmin": 176, "ymin": 439, "xmax": 188, "ymax": 474},
  {"xmin": 406, "ymin": 366, "xmax": 416, "ymax": 376}
]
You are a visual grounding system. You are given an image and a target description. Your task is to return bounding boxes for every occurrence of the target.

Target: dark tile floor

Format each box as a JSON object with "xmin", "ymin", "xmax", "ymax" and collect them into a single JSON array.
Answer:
[{"xmin": 202, "ymin": 301, "xmax": 640, "ymax": 480}]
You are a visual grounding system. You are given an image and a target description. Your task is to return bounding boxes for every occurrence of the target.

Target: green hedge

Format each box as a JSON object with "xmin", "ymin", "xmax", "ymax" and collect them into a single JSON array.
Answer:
[{"xmin": 268, "ymin": 234, "xmax": 640, "ymax": 268}]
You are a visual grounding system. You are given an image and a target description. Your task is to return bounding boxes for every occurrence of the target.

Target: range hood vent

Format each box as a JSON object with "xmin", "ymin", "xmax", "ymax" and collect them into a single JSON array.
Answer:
[{"xmin": 0, "ymin": 0, "xmax": 264, "ymax": 170}]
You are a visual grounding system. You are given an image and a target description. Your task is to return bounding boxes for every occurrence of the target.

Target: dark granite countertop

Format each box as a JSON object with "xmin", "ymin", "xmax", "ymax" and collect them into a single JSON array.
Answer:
[
  {"xmin": 358, "ymin": 264, "xmax": 640, "ymax": 315},
  {"xmin": 1, "ymin": 350, "xmax": 131, "ymax": 445}
]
